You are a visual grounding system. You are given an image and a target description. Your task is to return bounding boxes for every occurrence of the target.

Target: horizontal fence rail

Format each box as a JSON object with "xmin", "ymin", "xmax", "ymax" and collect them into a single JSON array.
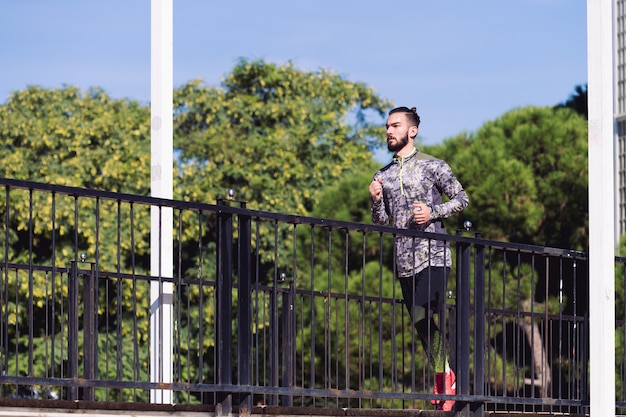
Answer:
[{"xmin": 0, "ymin": 177, "xmax": 618, "ymax": 415}]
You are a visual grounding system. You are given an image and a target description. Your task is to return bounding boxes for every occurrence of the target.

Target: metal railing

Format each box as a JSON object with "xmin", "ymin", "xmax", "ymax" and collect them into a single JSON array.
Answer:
[{"xmin": 0, "ymin": 177, "xmax": 609, "ymax": 415}]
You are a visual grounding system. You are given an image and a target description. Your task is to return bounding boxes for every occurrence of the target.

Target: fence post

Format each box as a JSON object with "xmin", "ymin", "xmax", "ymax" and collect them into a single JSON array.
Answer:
[
  {"xmin": 82, "ymin": 259, "xmax": 97, "ymax": 401},
  {"xmin": 68, "ymin": 260, "xmax": 79, "ymax": 401},
  {"xmin": 237, "ymin": 201, "xmax": 253, "ymax": 415},
  {"xmin": 281, "ymin": 278, "xmax": 296, "ymax": 406},
  {"xmin": 216, "ymin": 197, "xmax": 233, "ymax": 416},
  {"xmin": 455, "ymin": 228, "xmax": 471, "ymax": 416},
  {"xmin": 472, "ymin": 232, "xmax": 485, "ymax": 417},
  {"xmin": 269, "ymin": 272, "xmax": 280, "ymax": 406}
]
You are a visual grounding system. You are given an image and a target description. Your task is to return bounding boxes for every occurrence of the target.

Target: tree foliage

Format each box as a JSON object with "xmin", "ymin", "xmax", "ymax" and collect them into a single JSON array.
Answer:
[
  {"xmin": 172, "ymin": 59, "xmax": 391, "ymax": 215},
  {"xmin": 421, "ymin": 105, "xmax": 589, "ymax": 398},
  {"xmin": 170, "ymin": 59, "xmax": 392, "ymax": 282},
  {"xmin": 0, "ymin": 85, "xmax": 151, "ymax": 193},
  {"xmin": 426, "ymin": 106, "xmax": 588, "ymax": 250},
  {"xmin": 0, "ymin": 60, "xmax": 596, "ymax": 406},
  {"xmin": 0, "ymin": 60, "xmax": 392, "ymax": 401},
  {"xmin": 555, "ymin": 83, "xmax": 587, "ymax": 119},
  {"xmin": 0, "ymin": 86, "xmax": 153, "ymax": 266},
  {"xmin": 293, "ymin": 166, "xmax": 411, "ymax": 402}
]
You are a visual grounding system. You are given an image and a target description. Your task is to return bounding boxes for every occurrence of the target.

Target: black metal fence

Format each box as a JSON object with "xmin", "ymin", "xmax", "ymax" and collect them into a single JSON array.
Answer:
[{"xmin": 0, "ymin": 177, "xmax": 616, "ymax": 416}]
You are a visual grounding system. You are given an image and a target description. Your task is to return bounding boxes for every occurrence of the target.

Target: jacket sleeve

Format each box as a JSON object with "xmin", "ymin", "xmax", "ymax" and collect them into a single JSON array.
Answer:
[
  {"xmin": 371, "ymin": 172, "xmax": 389, "ymax": 225},
  {"xmin": 371, "ymin": 198, "xmax": 389, "ymax": 225},
  {"xmin": 430, "ymin": 162, "xmax": 469, "ymax": 220}
]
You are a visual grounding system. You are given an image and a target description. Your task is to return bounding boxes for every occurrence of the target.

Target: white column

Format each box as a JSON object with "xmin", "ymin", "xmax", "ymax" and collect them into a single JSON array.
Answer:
[
  {"xmin": 587, "ymin": 0, "xmax": 616, "ymax": 415},
  {"xmin": 150, "ymin": 0, "xmax": 174, "ymax": 404}
]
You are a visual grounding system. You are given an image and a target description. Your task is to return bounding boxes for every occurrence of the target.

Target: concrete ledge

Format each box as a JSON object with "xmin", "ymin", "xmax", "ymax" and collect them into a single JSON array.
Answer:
[{"xmin": 0, "ymin": 399, "xmax": 600, "ymax": 417}]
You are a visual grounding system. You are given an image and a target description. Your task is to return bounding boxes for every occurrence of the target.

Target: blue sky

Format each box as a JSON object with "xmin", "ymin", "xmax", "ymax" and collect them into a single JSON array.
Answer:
[{"xmin": 1, "ymin": 1, "xmax": 586, "ymax": 146}]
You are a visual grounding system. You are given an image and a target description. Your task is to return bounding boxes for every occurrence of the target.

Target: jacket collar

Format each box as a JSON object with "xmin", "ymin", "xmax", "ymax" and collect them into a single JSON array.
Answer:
[{"xmin": 392, "ymin": 147, "xmax": 417, "ymax": 163}]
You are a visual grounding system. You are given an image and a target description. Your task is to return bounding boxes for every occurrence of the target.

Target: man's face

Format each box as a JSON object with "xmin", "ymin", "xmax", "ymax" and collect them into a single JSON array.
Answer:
[{"xmin": 385, "ymin": 112, "xmax": 413, "ymax": 153}]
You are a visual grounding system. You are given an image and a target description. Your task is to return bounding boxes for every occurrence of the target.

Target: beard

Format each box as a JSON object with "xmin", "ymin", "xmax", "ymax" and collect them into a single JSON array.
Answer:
[{"xmin": 387, "ymin": 132, "xmax": 409, "ymax": 152}]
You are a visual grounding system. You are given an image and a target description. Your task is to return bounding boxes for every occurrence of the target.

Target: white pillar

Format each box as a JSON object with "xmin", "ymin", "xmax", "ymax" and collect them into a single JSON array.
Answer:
[
  {"xmin": 150, "ymin": 0, "xmax": 174, "ymax": 404},
  {"xmin": 587, "ymin": 0, "xmax": 616, "ymax": 415}
]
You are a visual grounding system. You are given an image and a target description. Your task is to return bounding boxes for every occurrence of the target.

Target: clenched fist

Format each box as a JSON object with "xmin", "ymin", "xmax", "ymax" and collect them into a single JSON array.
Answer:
[{"xmin": 369, "ymin": 177, "xmax": 383, "ymax": 201}]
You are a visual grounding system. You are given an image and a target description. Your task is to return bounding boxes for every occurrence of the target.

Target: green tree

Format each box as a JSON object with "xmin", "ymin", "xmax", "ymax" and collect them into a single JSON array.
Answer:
[
  {"xmin": 0, "ymin": 60, "xmax": 393, "ymax": 402},
  {"xmin": 0, "ymin": 85, "xmax": 153, "ymax": 268},
  {"xmin": 294, "ymin": 165, "xmax": 407, "ymax": 406},
  {"xmin": 173, "ymin": 58, "xmax": 390, "ymax": 214},
  {"xmin": 0, "ymin": 85, "xmax": 155, "ymax": 400},
  {"xmin": 171, "ymin": 58, "xmax": 392, "ymax": 289},
  {"xmin": 427, "ymin": 106, "xmax": 588, "ymax": 250},
  {"xmin": 424, "ymin": 105, "xmax": 588, "ymax": 397},
  {"xmin": 555, "ymin": 84, "xmax": 587, "ymax": 119},
  {"xmin": 0, "ymin": 85, "xmax": 151, "ymax": 194}
]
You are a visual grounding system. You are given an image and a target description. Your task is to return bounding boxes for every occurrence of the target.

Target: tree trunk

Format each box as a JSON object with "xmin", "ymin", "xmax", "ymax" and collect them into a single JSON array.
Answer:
[{"xmin": 520, "ymin": 302, "xmax": 551, "ymax": 398}]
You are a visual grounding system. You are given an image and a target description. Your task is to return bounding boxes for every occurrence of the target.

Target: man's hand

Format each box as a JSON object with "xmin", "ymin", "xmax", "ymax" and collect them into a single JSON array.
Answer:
[
  {"xmin": 412, "ymin": 202, "xmax": 431, "ymax": 224},
  {"xmin": 369, "ymin": 177, "xmax": 383, "ymax": 201}
]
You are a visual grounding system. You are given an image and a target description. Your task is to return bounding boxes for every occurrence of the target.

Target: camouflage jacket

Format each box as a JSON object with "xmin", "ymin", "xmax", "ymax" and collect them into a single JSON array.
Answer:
[{"xmin": 371, "ymin": 148, "xmax": 469, "ymax": 277}]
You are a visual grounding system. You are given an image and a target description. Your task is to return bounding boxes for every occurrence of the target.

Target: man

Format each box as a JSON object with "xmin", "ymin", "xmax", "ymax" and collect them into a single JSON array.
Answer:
[{"xmin": 368, "ymin": 106, "xmax": 469, "ymax": 411}]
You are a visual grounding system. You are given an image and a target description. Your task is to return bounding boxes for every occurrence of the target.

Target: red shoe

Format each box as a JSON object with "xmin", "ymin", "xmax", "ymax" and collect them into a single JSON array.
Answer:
[
  {"xmin": 431, "ymin": 372, "xmax": 443, "ymax": 405},
  {"xmin": 432, "ymin": 369, "xmax": 456, "ymax": 411}
]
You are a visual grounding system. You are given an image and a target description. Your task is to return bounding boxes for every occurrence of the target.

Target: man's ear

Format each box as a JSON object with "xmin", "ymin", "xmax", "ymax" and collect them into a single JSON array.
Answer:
[{"xmin": 410, "ymin": 126, "xmax": 418, "ymax": 139}]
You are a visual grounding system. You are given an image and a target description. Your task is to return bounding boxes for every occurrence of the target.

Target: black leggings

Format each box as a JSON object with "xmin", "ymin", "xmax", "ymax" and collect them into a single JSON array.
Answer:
[{"xmin": 398, "ymin": 266, "xmax": 454, "ymax": 372}]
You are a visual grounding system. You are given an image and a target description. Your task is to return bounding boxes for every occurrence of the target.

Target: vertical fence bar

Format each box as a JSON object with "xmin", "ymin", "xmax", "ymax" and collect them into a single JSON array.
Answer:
[
  {"xmin": 579, "ymin": 260, "xmax": 588, "ymax": 413},
  {"xmin": 2, "ymin": 187, "xmax": 9, "ymax": 392},
  {"xmin": 83, "ymin": 261, "xmax": 97, "ymax": 401},
  {"xmin": 197, "ymin": 210, "xmax": 208, "ymax": 403},
  {"xmin": 237, "ymin": 202, "xmax": 253, "ymax": 414},
  {"xmin": 27, "ymin": 190, "xmax": 34, "ymax": 380},
  {"xmin": 455, "ymin": 231, "xmax": 471, "ymax": 416},
  {"xmin": 473, "ymin": 232, "xmax": 485, "ymax": 417},
  {"xmin": 281, "ymin": 279, "xmax": 296, "ymax": 406},
  {"xmin": 269, "ymin": 222, "xmax": 280, "ymax": 406},
  {"xmin": 68, "ymin": 260, "xmax": 79, "ymax": 400},
  {"xmin": 216, "ymin": 199, "xmax": 233, "ymax": 415},
  {"xmin": 308, "ymin": 225, "xmax": 317, "ymax": 405}
]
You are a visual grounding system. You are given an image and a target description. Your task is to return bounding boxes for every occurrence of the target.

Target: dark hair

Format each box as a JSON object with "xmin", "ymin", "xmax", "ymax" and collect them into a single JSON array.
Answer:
[{"xmin": 389, "ymin": 106, "xmax": 420, "ymax": 128}]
